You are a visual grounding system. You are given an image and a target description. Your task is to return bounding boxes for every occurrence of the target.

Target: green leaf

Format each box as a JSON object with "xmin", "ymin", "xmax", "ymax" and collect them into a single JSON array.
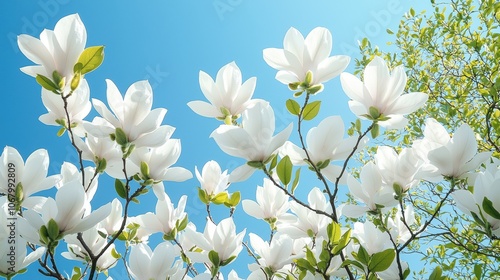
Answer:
[
  {"xmin": 291, "ymin": 168, "xmax": 301, "ymax": 194},
  {"xmin": 114, "ymin": 179, "xmax": 127, "ymax": 199},
  {"xmin": 286, "ymin": 99, "xmax": 301, "ymax": 116},
  {"xmin": 307, "ymin": 84, "xmax": 323, "ymax": 95},
  {"xmin": 198, "ymin": 187, "xmax": 209, "ymax": 204},
  {"xmin": 355, "ymin": 245, "xmax": 370, "ymax": 265},
  {"xmin": 36, "ymin": 74, "xmax": 59, "ymax": 92},
  {"xmin": 176, "ymin": 215, "xmax": 189, "ymax": 232},
  {"xmin": 368, "ymin": 248, "xmax": 395, "ymax": 272},
  {"xmin": 474, "ymin": 264, "xmax": 482, "ymax": 279},
  {"xmin": 328, "ymin": 222, "xmax": 341, "ymax": 243},
  {"xmin": 277, "ymin": 155, "xmax": 293, "ymax": 186},
  {"xmin": 302, "ymin": 101, "xmax": 321, "ymax": 121},
  {"xmin": 47, "ymin": 219, "xmax": 60, "ymax": 241},
  {"xmin": 482, "ymin": 197, "xmax": 500, "ymax": 219},
  {"xmin": 74, "ymin": 46, "xmax": 105, "ymax": 74},
  {"xmin": 226, "ymin": 191, "xmax": 241, "ymax": 207},
  {"xmin": 333, "ymin": 229, "xmax": 351, "ymax": 255},
  {"xmin": 306, "ymin": 247, "xmax": 317, "ymax": 266},
  {"xmin": 111, "ymin": 247, "xmax": 121, "ymax": 259},
  {"xmin": 429, "ymin": 266, "xmax": 443, "ymax": 280},
  {"xmin": 212, "ymin": 192, "xmax": 228, "ymax": 205},
  {"xmin": 371, "ymin": 123, "xmax": 380, "ymax": 139},
  {"xmin": 341, "ymin": 259, "xmax": 365, "ymax": 271},
  {"xmin": 220, "ymin": 255, "xmax": 236, "ymax": 266}
]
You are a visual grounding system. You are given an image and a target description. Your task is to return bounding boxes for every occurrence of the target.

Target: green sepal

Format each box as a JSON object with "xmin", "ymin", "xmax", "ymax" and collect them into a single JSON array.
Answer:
[
  {"xmin": 247, "ymin": 161, "xmax": 264, "ymax": 169},
  {"xmin": 36, "ymin": 74, "xmax": 59, "ymax": 93},
  {"xmin": 114, "ymin": 127, "xmax": 128, "ymax": 146},
  {"xmin": 47, "ymin": 218, "xmax": 60, "ymax": 241},
  {"xmin": 140, "ymin": 161, "xmax": 150, "ymax": 179},
  {"xmin": 198, "ymin": 187, "xmax": 209, "ymax": 204}
]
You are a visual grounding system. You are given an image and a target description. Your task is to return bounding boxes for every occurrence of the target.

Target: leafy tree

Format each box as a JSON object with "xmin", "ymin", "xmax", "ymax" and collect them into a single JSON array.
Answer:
[{"xmin": 355, "ymin": 0, "xmax": 500, "ymax": 278}]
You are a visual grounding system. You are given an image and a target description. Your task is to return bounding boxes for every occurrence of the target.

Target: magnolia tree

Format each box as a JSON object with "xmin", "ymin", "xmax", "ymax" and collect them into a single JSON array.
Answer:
[{"xmin": 1, "ymin": 12, "xmax": 498, "ymax": 280}]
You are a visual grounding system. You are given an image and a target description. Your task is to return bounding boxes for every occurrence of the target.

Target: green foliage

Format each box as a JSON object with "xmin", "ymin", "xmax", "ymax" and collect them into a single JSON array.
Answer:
[{"xmin": 355, "ymin": 0, "xmax": 500, "ymax": 278}]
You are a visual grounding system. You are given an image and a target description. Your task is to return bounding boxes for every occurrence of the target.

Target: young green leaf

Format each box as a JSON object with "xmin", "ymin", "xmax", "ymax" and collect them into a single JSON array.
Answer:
[
  {"xmin": 36, "ymin": 74, "xmax": 59, "ymax": 92},
  {"xmin": 302, "ymin": 101, "xmax": 321, "ymax": 121},
  {"xmin": 368, "ymin": 248, "xmax": 395, "ymax": 272},
  {"xmin": 75, "ymin": 46, "xmax": 105, "ymax": 74},
  {"xmin": 286, "ymin": 99, "xmax": 301, "ymax": 116},
  {"xmin": 482, "ymin": 197, "xmax": 500, "ymax": 219},
  {"xmin": 114, "ymin": 179, "xmax": 127, "ymax": 199},
  {"xmin": 277, "ymin": 155, "xmax": 293, "ymax": 186}
]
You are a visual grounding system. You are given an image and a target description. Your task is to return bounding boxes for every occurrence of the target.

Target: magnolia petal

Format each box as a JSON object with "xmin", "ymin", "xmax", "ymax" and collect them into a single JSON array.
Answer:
[
  {"xmin": 263, "ymin": 48, "xmax": 290, "ymax": 70},
  {"xmin": 315, "ymin": 55, "xmax": 350, "ymax": 84},
  {"xmin": 242, "ymin": 200, "xmax": 265, "ymax": 220},
  {"xmin": 305, "ymin": 27, "xmax": 332, "ymax": 64},
  {"xmin": 17, "ymin": 34, "xmax": 55, "ymax": 71},
  {"xmin": 162, "ymin": 167, "xmax": 193, "ymax": 182},
  {"xmin": 341, "ymin": 204, "xmax": 369, "ymax": 218},
  {"xmin": 387, "ymin": 92, "xmax": 428, "ymax": 115},
  {"xmin": 69, "ymin": 203, "xmax": 112, "ymax": 234},
  {"xmin": 229, "ymin": 164, "xmax": 255, "ymax": 183},
  {"xmin": 187, "ymin": 100, "xmax": 220, "ymax": 118}
]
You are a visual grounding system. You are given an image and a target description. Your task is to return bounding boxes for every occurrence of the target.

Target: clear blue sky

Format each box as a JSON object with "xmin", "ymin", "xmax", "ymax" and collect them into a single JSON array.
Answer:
[{"xmin": 0, "ymin": 1, "xmax": 431, "ymax": 278}]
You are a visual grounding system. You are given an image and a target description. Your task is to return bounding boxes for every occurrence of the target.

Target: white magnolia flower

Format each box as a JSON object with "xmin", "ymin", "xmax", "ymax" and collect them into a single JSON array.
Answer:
[
  {"xmin": 340, "ymin": 56, "xmax": 428, "ymax": 128},
  {"xmin": 18, "ymin": 14, "xmax": 87, "ymax": 89},
  {"xmin": 249, "ymin": 233, "xmax": 295, "ymax": 273},
  {"xmin": 425, "ymin": 122, "xmax": 491, "ymax": 179},
  {"xmin": 128, "ymin": 242, "xmax": 184, "ymax": 280},
  {"xmin": 195, "ymin": 160, "xmax": 230, "ymax": 196},
  {"xmin": 58, "ymin": 162, "xmax": 98, "ymax": 214},
  {"xmin": 18, "ymin": 180, "xmax": 111, "ymax": 245},
  {"xmin": 0, "ymin": 146, "xmax": 60, "ymax": 211},
  {"xmin": 185, "ymin": 217, "xmax": 245, "ymax": 266},
  {"xmin": 140, "ymin": 192, "xmax": 187, "ymax": 237},
  {"xmin": 352, "ymin": 220, "xmax": 392, "ymax": 255},
  {"xmin": 211, "ymin": 101, "xmax": 292, "ymax": 182},
  {"xmin": 342, "ymin": 162, "xmax": 397, "ymax": 218},
  {"xmin": 62, "ymin": 225, "xmax": 118, "ymax": 271},
  {"xmin": 99, "ymin": 198, "xmax": 123, "ymax": 235},
  {"xmin": 74, "ymin": 134, "xmax": 123, "ymax": 178},
  {"xmin": 375, "ymin": 146, "xmax": 422, "ymax": 191},
  {"xmin": 452, "ymin": 169, "xmax": 500, "ymax": 235},
  {"xmin": 188, "ymin": 62, "xmax": 257, "ymax": 121},
  {"xmin": 280, "ymin": 116, "xmax": 360, "ymax": 182},
  {"xmin": 242, "ymin": 178, "xmax": 289, "ymax": 223},
  {"xmin": 39, "ymin": 79, "xmax": 91, "ymax": 136},
  {"xmin": 263, "ymin": 27, "xmax": 350, "ymax": 90},
  {"xmin": 130, "ymin": 140, "xmax": 192, "ymax": 200},
  {"xmin": 387, "ymin": 205, "xmax": 416, "ymax": 245},
  {"xmin": 279, "ymin": 187, "xmax": 332, "ymax": 239},
  {"xmin": 84, "ymin": 79, "xmax": 173, "ymax": 149}
]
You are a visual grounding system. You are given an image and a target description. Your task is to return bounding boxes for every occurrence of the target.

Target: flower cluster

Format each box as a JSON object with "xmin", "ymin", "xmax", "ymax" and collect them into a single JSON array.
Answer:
[{"xmin": 3, "ymin": 12, "xmax": 497, "ymax": 280}]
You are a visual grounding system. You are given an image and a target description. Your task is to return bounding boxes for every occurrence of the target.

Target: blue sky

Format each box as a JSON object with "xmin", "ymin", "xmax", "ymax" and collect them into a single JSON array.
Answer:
[{"xmin": 1, "ymin": 0, "xmax": 432, "ymax": 278}]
